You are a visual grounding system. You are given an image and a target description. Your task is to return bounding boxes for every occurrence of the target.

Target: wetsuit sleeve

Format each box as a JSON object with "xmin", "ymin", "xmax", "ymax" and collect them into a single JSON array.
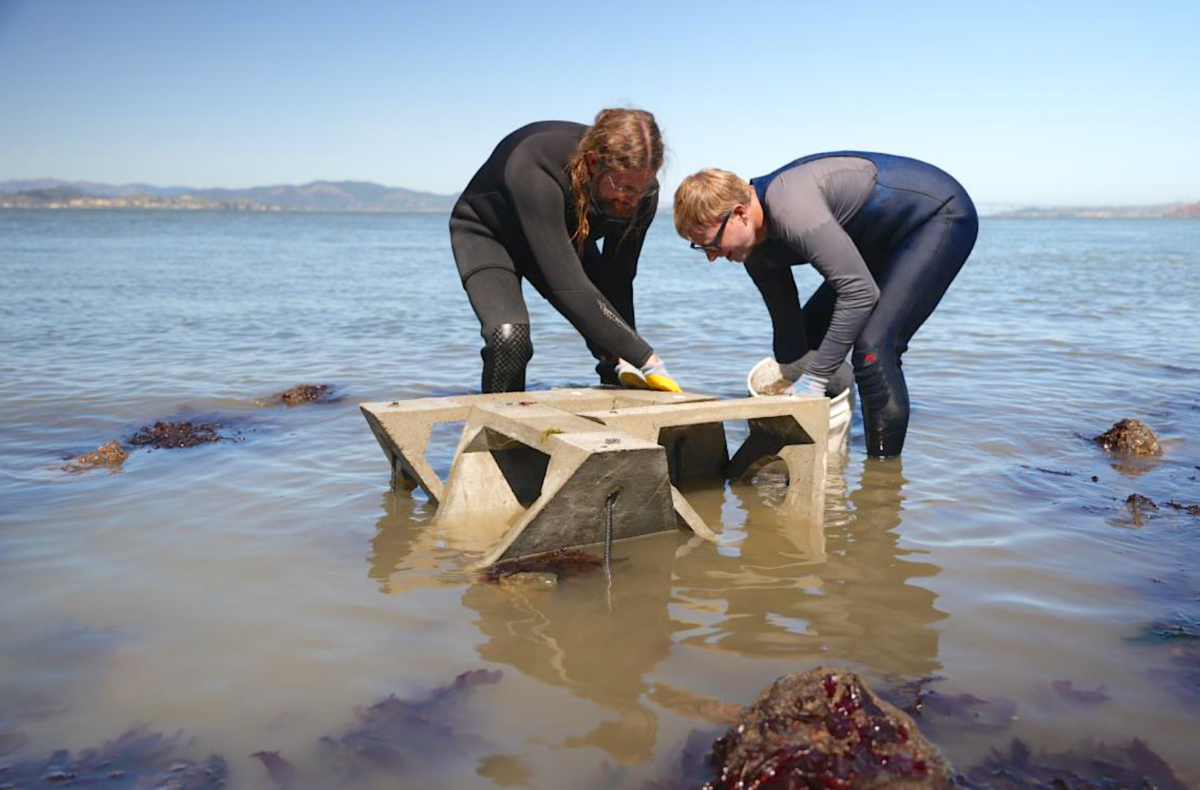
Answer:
[
  {"xmin": 591, "ymin": 190, "xmax": 656, "ymax": 329},
  {"xmin": 506, "ymin": 158, "xmax": 654, "ymax": 366},
  {"xmin": 744, "ymin": 254, "xmax": 809, "ymax": 363},
  {"xmin": 789, "ymin": 221, "xmax": 880, "ymax": 379}
]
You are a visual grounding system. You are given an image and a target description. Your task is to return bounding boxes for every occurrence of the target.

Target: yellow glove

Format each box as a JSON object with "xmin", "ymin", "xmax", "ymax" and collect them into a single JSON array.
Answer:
[
  {"xmin": 615, "ymin": 357, "xmax": 682, "ymax": 392},
  {"xmin": 615, "ymin": 359, "xmax": 651, "ymax": 390},
  {"xmin": 644, "ymin": 373, "xmax": 682, "ymax": 393}
]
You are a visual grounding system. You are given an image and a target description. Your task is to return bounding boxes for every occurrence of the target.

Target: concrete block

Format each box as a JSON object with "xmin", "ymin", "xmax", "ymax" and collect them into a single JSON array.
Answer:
[
  {"xmin": 360, "ymin": 388, "xmax": 713, "ymax": 503},
  {"xmin": 361, "ymin": 389, "xmax": 831, "ymax": 568},
  {"xmin": 580, "ymin": 395, "xmax": 831, "ymax": 532},
  {"xmin": 432, "ymin": 402, "xmax": 676, "ymax": 566}
]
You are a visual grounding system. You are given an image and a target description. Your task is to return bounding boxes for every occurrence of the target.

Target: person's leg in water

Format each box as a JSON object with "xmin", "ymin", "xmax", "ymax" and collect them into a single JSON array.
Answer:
[
  {"xmin": 847, "ymin": 195, "xmax": 978, "ymax": 457},
  {"xmin": 450, "ymin": 211, "xmax": 534, "ymax": 393}
]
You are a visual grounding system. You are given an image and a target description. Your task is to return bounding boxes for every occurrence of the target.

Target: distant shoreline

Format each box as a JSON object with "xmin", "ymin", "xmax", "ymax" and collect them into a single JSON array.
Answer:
[
  {"xmin": 2, "ymin": 185, "xmax": 1198, "ymax": 220},
  {"xmin": 0, "ymin": 202, "xmax": 454, "ymax": 214},
  {"xmin": 3, "ymin": 204, "xmax": 1199, "ymax": 220}
]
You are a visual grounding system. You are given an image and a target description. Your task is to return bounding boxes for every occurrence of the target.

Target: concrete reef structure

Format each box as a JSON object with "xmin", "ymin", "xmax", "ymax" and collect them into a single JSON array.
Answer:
[{"xmin": 361, "ymin": 388, "xmax": 829, "ymax": 568}]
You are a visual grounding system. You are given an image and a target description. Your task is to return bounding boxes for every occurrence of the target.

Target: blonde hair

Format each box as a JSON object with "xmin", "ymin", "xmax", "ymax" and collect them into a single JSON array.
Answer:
[
  {"xmin": 672, "ymin": 169, "xmax": 753, "ymax": 238},
  {"xmin": 566, "ymin": 108, "xmax": 664, "ymax": 255}
]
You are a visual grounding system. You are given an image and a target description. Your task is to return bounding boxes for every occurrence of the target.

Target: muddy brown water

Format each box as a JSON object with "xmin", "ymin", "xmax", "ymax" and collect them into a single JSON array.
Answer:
[{"xmin": 1, "ymin": 210, "xmax": 1198, "ymax": 787}]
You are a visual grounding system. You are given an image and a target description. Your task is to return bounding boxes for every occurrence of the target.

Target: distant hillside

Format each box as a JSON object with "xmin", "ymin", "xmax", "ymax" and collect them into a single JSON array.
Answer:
[
  {"xmin": 0, "ymin": 178, "xmax": 459, "ymax": 212},
  {"xmin": 992, "ymin": 202, "xmax": 1197, "ymax": 219},
  {"xmin": 1165, "ymin": 202, "xmax": 1200, "ymax": 219}
]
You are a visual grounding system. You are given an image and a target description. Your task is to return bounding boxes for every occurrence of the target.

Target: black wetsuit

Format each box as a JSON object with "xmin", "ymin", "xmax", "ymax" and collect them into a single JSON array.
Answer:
[
  {"xmin": 449, "ymin": 121, "xmax": 658, "ymax": 393},
  {"xmin": 745, "ymin": 152, "xmax": 978, "ymax": 457}
]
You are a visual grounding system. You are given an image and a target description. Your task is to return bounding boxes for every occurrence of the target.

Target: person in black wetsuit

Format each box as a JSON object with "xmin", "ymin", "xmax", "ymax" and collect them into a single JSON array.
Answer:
[
  {"xmin": 449, "ymin": 108, "xmax": 681, "ymax": 394},
  {"xmin": 673, "ymin": 153, "xmax": 978, "ymax": 457}
]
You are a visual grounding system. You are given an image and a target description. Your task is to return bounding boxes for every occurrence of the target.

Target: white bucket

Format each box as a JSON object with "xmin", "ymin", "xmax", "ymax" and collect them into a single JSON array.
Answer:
[{"xmin": 746, "ymin": 356, "xmax": 855, "ymax": 455}]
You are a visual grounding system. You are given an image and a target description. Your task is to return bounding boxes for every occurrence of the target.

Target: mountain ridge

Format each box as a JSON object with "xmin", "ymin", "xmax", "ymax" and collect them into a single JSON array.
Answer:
[{"xmin": 0, "ymin": 178, "xmax": 458, "ymax": 212}]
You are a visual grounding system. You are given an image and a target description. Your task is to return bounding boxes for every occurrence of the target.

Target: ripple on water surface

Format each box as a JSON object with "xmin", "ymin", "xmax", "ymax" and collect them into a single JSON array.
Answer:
[{"xmin": 2, "ymin": 212, "xmax": 1200, "ymax": 785}]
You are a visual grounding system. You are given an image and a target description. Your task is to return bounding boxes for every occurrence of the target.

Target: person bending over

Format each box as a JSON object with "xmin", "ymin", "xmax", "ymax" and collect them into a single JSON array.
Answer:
[
  {"xmin": 674, "ymin": 153, "xmax": 978, "ymax": 457},
  {"xmin": 450, "ymin": 108, "xmax": 680, "ymax": 394}
]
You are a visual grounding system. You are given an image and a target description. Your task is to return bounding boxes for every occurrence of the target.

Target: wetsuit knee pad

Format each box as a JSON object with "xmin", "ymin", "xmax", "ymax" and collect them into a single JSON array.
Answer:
[
  {"xmin": 853, "ymin": 348, "xmax": 909, "ymax": 458},
  {"xmin": 482, "ymin": 323, "xmax": 533, "ymax": 393}
]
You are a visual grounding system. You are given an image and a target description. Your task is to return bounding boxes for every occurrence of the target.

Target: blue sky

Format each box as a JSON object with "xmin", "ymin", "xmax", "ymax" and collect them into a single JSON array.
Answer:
[{"xmin": 1, "ymin": 0, "xmax": 1196, "ymax": 205}]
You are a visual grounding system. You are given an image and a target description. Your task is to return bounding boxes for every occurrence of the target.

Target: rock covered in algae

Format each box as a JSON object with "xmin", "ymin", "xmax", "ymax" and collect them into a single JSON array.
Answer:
[
  {"xmin": 62, "ymin": 439, "xmax": 128, "ymax": 471},
  {"xmin": 704, "ymin": 667, "xmax": 954, "ymax": 790},
  {"xmin": 1093, "ymin": 419, "xmax": 1162, "ymax": 455},
  {"xmin": 278, "ymin": 383, "xmax": 333, "ymax": 406},
  {"xmin": 128, "ymin": 421, "xmax": 224, "ymax": 449}
]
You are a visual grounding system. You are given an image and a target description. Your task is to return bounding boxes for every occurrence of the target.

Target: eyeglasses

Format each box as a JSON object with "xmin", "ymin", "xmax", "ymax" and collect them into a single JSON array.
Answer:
[
  {"xmin": 689, "ymin": 211, "xmax": 733, "ymax": 252},
  {"xmin": 603, "ymin": 172, "xmax": 659, "ymax": 201}
]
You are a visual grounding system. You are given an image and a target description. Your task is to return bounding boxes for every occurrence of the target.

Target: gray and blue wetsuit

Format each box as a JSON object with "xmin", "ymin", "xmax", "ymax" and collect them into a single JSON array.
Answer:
[
  {"xmin": 746, "ymin": 152, "xmax": 978, "ymax": 457},
  {"xmin": 449, "ymin": 121, "xmax": 658, "ymax": 393}
]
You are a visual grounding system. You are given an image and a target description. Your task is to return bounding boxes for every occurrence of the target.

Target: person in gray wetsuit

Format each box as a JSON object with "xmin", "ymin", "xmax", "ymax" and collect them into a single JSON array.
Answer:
[
  {"xmin": 449, "ymin": 108, "xmax": 681, "ymax": 394},
  {"xmin": 674, "ymin": 153, "xmax": 978, "ymax": 457}
]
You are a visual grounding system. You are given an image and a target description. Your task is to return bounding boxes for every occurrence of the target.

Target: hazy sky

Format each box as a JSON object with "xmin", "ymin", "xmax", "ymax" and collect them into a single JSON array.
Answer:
[{"xmin": 1, "ymin": 0, "xmax": 1196, "ymax": 205}]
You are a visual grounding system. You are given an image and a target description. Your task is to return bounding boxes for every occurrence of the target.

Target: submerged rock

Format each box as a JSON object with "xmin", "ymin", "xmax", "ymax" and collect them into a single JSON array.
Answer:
[
  {"xmin": 704, "ymin": 667, "xmax": 955, "ymax": 790},
  {"xmin": 62, "ymin": 439, "xmax": 128, "ymax": 471},
  {"xmin": 128, "ymin": 421, "xmax": 225, "ymax": 449},
  {"xmin": 279, "ymin": 383, "xmax": 334, "ymax": 406},
  {"xmin": 1093, "ymin": 419, "xmax": 1162, "ymax": 455},
  {"xmin": 1126, "ymin": 493, "xmax": 1159, "ymax": 525}
]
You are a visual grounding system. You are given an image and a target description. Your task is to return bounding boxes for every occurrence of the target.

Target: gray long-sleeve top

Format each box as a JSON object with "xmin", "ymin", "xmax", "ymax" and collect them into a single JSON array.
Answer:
[{"xmin": 745, "ymin": 156, "xmax": 881, "ymax": 380}]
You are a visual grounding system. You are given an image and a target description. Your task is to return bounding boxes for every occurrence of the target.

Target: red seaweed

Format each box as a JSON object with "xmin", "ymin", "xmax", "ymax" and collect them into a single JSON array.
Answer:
[
  {"xmin": 0, "ymin": 726, "xmax": 226, "ymax": 789},
  {"xmin": 128, "ymin": 420, "xmax": 226, "ymax": 449},
  {"xmin": 962, "ymin": 737, "xmax": 1188, "ymax": 790},
  {"xmin": 484, "ymin": 548, "xmax": 608, "ymax": 583},
  {"xmin": 317, "ymin": 669, "xmax": 502, "ymax": 777},
  {"xmin": 1049, "ymin": 680, "xmax": 1111, "ymax": 706},
  {"xmin": 249, "ymin": 749, "xmax": 300, "ymax": 788},
  {"xmin": 880, "ymin": 676, "xmax": 1017, "ymax": 735}
]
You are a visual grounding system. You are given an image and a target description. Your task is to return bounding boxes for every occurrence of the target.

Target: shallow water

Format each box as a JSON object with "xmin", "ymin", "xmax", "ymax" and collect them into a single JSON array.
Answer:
[{"xmin": 2, "ymin": 210, "xmax": 1199, "ymax": 788}]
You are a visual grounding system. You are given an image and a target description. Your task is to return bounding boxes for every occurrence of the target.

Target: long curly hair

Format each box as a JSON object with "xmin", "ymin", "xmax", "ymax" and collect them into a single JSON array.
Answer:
[{"xmin": 566, "ymin": 108, "xmax": 664, "ymax": 255}]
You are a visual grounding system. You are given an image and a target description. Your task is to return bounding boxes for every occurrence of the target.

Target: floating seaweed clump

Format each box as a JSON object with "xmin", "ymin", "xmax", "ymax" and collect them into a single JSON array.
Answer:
[
  {"xmin": 1134, "ymin": 613, "xmax": 1200, "ymax": 643},
  {"xmin": 62, "ymin": 439, "xmax": 129, "ymax": 472},
  {"xmin": 1093, "ymin": 419, "xmax": 1162, "ymax": 455},
  {"xmin": 704, "ymin": 667, "xmax": 955, "ymax": 790},
  {"xmin": 1164, "ymin": 500, "xmax": 1200, "ymax": 516},
  {"xmin": 484, "ymin": 548, "xmax": 607, "ymax": 584},
  {"xmin": 128, "ymin": 421, "xmax": 226, "ymax": 449},
  {"xmin": 278, "ymin": 383, "xmax": 335, "ymax": 406},
  {"xmin": 962, "ymin": 737, "xmax": 1189, "ymax": 790},
  {"xmin": 0, "ymin": 726, "xmax": 227, "ymax": 789}
]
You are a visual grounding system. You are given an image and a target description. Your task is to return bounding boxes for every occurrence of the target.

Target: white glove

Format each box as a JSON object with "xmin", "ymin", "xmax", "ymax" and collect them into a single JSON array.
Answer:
[{"xmin": 788, "ymin": 372, "xmax": 829, "ymax": 397}]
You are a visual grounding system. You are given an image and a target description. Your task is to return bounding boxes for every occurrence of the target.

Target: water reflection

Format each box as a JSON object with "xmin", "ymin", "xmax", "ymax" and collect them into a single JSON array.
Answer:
[
  {"xmin": 672, "ymin": 457, "xmax": 946, "ymax": 678},
  {"xmin": 461, "ymin": 532, "xmax": 681, "ymax": 764},
  {"xmin": 367, "ymin": 455, "xmax": 947, "ymax": 765},
  {"xmin": 367, "ymin": 491, "xmax": 470, "ymax": 594}
]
